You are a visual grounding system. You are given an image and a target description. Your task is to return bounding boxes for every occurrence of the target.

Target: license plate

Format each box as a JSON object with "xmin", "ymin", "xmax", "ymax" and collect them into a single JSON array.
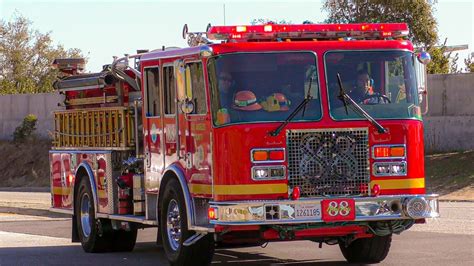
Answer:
[
  {"xmin": 295, "ymin": 204, "xmax": 321, "ymax": 219},
  {"xmin": 321, "ymin": 199, "xmax": 356, "ymax": 222}
]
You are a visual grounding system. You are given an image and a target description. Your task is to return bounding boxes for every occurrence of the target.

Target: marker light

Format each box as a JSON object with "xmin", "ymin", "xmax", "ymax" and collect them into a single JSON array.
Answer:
[
  {"xmin": 269, "ymin": 150, "xmax": 285, "ymax": 161},
  {"xmin": 208, "ymin": 207, "xmax": 217, "ymax": 220},
  {"xmin": 373, "ymin": 145, "xmax": 406, "ymax": 159},
  {"xmin": 372, "ymin": 184, "xmax": 381, "ymax": 196},
  {"xmin": 236, "ymin": 26, "xmax": 247, "ymax": 32},
  {"xmin": 264, "ymin": 25, "xmax": 273, "ymax": 32},
  {"xmin": 252, "ymin": 148, "xmax": 285, "ymax": 163},
  {"xmin": 292, "ymin": 186, "xmax": 301, "ymax": 200},
  {"xmin": 252, "ymin": 150, "xmax": 269, "ymax": 161}
]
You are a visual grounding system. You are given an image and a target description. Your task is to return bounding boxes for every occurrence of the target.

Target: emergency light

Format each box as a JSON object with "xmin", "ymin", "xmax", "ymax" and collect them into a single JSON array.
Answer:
[{"xmin": 207, "ymin": 23, "xmax": 409, "ymax": 42}]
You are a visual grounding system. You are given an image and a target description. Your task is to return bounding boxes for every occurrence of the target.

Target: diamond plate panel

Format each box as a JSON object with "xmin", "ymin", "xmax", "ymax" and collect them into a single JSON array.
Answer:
[{"xmin": 287, "ymin": 128, "xmax": 369, "ymax": 197}]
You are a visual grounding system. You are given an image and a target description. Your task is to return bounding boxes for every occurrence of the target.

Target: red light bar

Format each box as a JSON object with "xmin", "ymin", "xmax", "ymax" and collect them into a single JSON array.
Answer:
[{"xmin": 207, "ymin": 23, "xmax": 409, "ymax": 42}]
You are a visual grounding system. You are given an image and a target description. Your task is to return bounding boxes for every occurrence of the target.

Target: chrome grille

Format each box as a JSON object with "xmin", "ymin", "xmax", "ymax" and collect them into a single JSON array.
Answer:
[{"xmin": 287, "ymin": 128, "xmax": 369, "ymax": 197}]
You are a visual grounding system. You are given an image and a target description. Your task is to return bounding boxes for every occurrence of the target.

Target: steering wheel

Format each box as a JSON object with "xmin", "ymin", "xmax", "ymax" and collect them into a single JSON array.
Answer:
[{"xmin": 360, "ymin": 93, "xmax": 391, "ymax": 104}]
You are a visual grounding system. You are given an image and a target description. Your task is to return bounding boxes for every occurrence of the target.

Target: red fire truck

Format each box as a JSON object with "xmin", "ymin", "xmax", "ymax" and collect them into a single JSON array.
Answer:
[{"xmin": 50, "ymin": 23, "xmax": 439, "ymax": 265}]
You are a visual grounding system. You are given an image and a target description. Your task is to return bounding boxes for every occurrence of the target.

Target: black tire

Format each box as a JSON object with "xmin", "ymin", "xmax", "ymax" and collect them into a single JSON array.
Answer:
[
  {"xmin": 339, "ymin": 235, "xmax": 392, "ymax": 263},
  {"xmin": 111, "ymin": 227, "xmax": 138, "ymax": 252},
  {"xmin": 160, "ymin": 179, "xmax": 215, "ymax": 266},
  {"xmin": 75, "ymin": 178, "xmax": 111, "ymax": 252}
]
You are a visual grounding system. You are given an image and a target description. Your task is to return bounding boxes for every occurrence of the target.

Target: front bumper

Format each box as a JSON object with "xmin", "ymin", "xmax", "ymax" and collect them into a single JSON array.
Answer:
[{"xmin": 209, "ymin": 194, "xmax": 439, "ymax": 225}]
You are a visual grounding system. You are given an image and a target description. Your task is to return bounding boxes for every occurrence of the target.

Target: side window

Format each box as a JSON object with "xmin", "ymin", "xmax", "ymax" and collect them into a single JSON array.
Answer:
[
  {"xmin": 163, "ymin": 66, "xmax": 176, "ymax": 114},
  {"xmin": 186, "ymin": 62, "xmax": 207, "ymax": 114},
  {"xmin": 145, "ymin": 67, "xmax": 160, "ymax": 116}
]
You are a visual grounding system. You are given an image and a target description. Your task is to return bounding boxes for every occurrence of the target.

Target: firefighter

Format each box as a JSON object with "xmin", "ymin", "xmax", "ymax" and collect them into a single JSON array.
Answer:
[{"xmin": 350, "ymin": 70, "xmax": 390, "ymax": 104}]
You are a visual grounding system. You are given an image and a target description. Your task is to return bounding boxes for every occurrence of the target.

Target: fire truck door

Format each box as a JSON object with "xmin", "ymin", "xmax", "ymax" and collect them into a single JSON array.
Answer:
[
  {"xmin": 143, "ymin": 66, "xmax": 163, "ymax": 190},
  {"xmin": 162, "ymin": 65, "xmax": 179, "ymax": 170},
  {"xmin": 178, "ymin": 61, "xmax": 212, "ymax": 188}
]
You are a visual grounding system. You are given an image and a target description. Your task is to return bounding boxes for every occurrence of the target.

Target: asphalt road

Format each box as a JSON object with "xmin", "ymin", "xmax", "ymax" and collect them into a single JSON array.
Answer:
[{"xmin": 0, "ymin": 202, "xmax": 473, "ymax": 266}]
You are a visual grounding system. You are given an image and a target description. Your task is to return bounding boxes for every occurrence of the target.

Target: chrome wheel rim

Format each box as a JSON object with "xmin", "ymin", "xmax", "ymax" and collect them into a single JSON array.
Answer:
[
  {"xmin": 80, "ymin": 193, "xmax": 92, "ymax": 238},
  {"xmin": 166, "ymin": 199, "xmax": 181, "ymax": 251}
]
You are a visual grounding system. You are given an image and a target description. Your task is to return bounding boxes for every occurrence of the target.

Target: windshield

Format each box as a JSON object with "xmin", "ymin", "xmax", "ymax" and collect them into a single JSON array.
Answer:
[
  {"xmin": 325, "ymin": 51, "xmax": 421, "ymax": 120},
  {"xmin": 208, "ymin": 52, "xmax": 321, "ymax": 126}
]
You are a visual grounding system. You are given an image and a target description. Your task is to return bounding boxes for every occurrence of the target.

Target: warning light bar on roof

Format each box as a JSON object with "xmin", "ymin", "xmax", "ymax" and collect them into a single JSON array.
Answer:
[{"xmin": 207, "ymin": 23, "xmax": 409, "ymax": 42}]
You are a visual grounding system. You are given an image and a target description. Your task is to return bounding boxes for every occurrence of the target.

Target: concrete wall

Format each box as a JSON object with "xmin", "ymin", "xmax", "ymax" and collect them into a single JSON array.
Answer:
[
  {"xmin": 1, "ymin": 73, "xmax": 473, "ymax": 152},
  {"xmin": 424, "ymin": 73, "xmax": 474, "ymax": 153},
  {"xmin": 0, "ymin": 93, "xmax": 64, "ymax": 140}
]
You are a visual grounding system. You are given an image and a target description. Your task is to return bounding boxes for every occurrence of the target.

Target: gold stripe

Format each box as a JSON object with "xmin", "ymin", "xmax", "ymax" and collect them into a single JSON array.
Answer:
[
  {"xmin": 371, "ymin": 178, "xmax": 425, "ymax": 190},
  {"xmin": 52, "ymin": 187, "xmax": 108, "ymax": 198},
  {"xmin": 189, "ymin": 184, "xmax": 288, "ymax": 195},
  {"xmin": 52, "ymin": 187, "xmax": 71, "ymax": 196}
]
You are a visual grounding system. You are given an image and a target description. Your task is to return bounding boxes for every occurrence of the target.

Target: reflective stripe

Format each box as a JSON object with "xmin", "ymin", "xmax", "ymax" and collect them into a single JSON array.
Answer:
[
  {"xmin": 52, "ymin": 187, "xmax": 107, "ymax": 198},
  {"xmin": 189, "ymin": 184, "xmax": 288, "ymax": 195},
  {"xmin": 370, "ymin": 178, "xmax": 425, "ymax": 190},
  {"xmin": 52, "ymin": 187, "xmax": 71, "ymax": 196}
]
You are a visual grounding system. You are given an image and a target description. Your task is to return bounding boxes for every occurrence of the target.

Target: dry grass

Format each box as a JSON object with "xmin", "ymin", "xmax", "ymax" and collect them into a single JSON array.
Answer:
[
  {"xmin": 0, "ymin": 140, "xmax": 51, "ymax": 187},
  {"xmin": 425, "ymin": 150, "xmax": 474, "ymax": 195}
]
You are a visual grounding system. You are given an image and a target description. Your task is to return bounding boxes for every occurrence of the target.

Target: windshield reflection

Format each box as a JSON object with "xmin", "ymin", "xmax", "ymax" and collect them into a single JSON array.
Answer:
[
  {"xmin": 326, "ymin": 51, "xmax": 421, "ymax": 120},
  {"xmin": 208, "ymin": 52, "xmax": 322, "ymax": 126}
]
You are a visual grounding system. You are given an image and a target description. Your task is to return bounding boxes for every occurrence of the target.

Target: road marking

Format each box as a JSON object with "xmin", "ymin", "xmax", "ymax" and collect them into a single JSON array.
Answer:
[{"xmin": 0, "ymin": 231, "xmax": 76, "ymax": 248}]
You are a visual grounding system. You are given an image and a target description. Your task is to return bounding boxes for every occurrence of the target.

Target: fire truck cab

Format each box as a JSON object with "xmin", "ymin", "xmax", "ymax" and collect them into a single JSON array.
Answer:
[{"xmin": 50, "ymin": 23, "xmax": 439, "ymax": 265}]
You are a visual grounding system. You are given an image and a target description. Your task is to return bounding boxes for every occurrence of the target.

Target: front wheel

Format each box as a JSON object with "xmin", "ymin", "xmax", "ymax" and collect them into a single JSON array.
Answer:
[
  {"xmin": 339, "ymin": 235, "xmax": 392, "ymax": 263},
  {"xmin": 160, "ymin": 179, "xmax": 214, "ymax": 266}
]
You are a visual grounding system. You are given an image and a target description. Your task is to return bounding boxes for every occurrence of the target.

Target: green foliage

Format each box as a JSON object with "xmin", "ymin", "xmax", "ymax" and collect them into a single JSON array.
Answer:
[
  {"xmin": 13, "ymin": 114, "xmax": 38, "ymax": 143},
  {"xmin": 0, "ymin": 13, "xmax": 83, "ymax": 95},
  {"xmin": 322, "ymin": 0, "xmax": 438, "ymax": 47},
  {"xmin": 427, "ymin": 46, "xmax": 450, "ymax": 74},
  {"xmin": 465, "ymin": 54, "xmax": 474, "ymax": 73},
  {"xmin": 250, "ymin": 18, "xmax": 292, "ymax": 25}
]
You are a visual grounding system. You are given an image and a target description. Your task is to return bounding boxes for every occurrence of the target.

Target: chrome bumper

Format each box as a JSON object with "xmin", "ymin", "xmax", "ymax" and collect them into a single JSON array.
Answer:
[{"xmin": 209, "ymin": 194, "xmax": 439, "ymax": 225}]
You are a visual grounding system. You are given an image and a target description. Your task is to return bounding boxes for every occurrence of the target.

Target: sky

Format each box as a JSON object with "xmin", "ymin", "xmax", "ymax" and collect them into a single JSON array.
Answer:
[{"xmin": 1, "ymin": 0, "xmax": 473, "ymax": 72}]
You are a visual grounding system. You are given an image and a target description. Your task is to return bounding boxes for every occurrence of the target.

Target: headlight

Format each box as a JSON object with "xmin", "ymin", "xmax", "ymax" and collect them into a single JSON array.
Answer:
[
  {"xmin": 373, "ymin": 162, "xmax": 407, "ymax": 176},
  {"xmin": 252, "ymin": 166, "xmax": 286, "ymax": 180}
]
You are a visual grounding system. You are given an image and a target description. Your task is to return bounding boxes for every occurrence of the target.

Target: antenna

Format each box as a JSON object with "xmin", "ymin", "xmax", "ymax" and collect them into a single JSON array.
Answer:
[{"xmin": 223, "ymin": 4, "xmax": 226, "ymax": 26}]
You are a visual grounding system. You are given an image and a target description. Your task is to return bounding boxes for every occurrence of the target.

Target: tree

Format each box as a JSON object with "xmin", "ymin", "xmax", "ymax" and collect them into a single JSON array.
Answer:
[
  {"xmin": 464, "ymin": 54, "xmax": 474, "ymax": 73},
  {"xmin": 250, "ymin": 19, "xmax": 292, "ymax": 25},
  {"xmin": 0, "ymin": 14, "xmax": 83, "ymax": 94},
  {"xmin": 322, "ymin": 0, "xmax": 438, "ymax": 47}
]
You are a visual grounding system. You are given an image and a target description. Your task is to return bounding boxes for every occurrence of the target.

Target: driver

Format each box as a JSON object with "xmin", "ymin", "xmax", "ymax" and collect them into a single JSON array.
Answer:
[{"xmin": 350, "ymin": 70, "xmax": 389, "ymax": 104}]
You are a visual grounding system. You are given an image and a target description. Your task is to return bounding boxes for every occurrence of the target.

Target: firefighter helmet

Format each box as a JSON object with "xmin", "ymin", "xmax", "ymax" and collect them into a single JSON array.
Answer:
[
  {"xmin": 261, "ymin": 93, "xmax": 291, "ymax": 112},
  {"xmin": 233, "ymin": 90, "xmax": 262, "ymax": 111}
]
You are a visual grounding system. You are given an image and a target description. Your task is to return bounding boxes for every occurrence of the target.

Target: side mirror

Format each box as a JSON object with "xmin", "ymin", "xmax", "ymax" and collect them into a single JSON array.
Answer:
[
  {"xmin": 417, "ymin": 51, "xmax": 431, "ymax": 65},
  {"xmin": 415, "ymin": 53, "xmax": 429, "ymax": 115},
  {"xmin": 180, "ymin": 99, "xmax": 195, "ymax": 114}
]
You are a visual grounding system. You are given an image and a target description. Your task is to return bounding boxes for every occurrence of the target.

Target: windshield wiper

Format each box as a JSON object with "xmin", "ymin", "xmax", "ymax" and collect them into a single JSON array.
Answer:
[
  {"xmin": 336, "ymin": 73, "xmax": 387, "ymax": 134},
  {"xmin": 269, "ymin": 78, "xmax": 314, "ymax": 136}
]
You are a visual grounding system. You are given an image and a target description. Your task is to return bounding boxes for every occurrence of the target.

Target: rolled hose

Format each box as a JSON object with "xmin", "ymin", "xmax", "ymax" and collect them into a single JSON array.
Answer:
[
  {"xmin": 368, "ymin": 220, "xmax": 415, "ymax": 236},
  {"xmin": 110, "ymin": 56, "xmax": 141, "ymax": 91}
]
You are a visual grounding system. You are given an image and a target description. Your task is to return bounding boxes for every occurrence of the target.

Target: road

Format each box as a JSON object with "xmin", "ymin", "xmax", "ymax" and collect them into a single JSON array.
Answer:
[{"xmin": 0, "ymin": 199, "xmax": 473, "ymax": 265}]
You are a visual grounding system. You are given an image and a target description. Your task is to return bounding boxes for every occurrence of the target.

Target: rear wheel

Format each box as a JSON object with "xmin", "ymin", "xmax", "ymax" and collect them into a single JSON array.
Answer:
[
  {"xmin": 339, "ymin": 235, "xmax": 392, "ymax": 263},
  {"xmin": 75, "ymin": 178, "xmax": 111, "ymax": 252},
  {"xmin": 160, "ymin": 179, "xmax": 215, "ymax": 266}
]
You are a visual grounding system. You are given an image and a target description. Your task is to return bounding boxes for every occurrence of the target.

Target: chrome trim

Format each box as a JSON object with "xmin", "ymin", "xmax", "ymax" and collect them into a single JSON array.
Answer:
[
  {"xmin": 209, "ymin": 194, "xmax": 439, "ymax": 225},
  {"xmin": 250, "ymin": 148, "xmax": 286, "ymax": 164},
  {"xmin": 371, "ymin": 144, "xmax": 407, "ymax": 160},
  {"xmin": 251, "ymin": 165, "xmax": 286, "ymax": 181},
  {"xmin": 49, "ymin": 207, "xmax": 74, "ymax": 215},
  {"xmin": 207, "ymin": 51, "xmax": 324, "ymax": 128},
  {"xmin": 75, "ymin": 162, "xmax": 98, "ymax": 216},
  {"xmin": 372, "ymin": 161, "xmax": 407, "ymax": 177}
]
